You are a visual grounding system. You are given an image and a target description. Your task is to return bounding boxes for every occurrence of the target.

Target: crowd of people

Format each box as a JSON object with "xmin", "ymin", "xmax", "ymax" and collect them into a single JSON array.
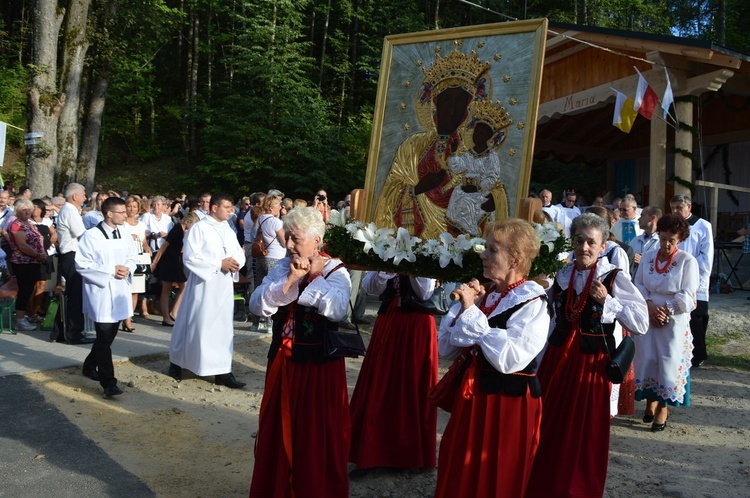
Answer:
[{"xmin": 0, "ymin": 179, "xmax": 724, "ymax": 497}]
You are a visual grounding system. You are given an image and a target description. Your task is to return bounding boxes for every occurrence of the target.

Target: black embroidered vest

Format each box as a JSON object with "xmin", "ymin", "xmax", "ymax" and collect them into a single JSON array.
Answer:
[
  {"xmin": 549, "ymin": 269, "xmax": 619, "ymax": 354},
  {"xmin": 267, "ymin": 303, "xmax": 340, "ymax": 364},
  {"xmin": 474, "ymin": 296, "xmax": 546, "ymax": 398},
  {"xmin": 377, "ymin": 275, "xmax": 426, "ymax": 314}
]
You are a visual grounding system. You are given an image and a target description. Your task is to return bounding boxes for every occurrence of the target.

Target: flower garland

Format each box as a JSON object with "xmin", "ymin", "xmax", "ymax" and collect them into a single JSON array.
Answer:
[{"xmin": 324, "ymin": 211, "xmax": 570, "ymax": 283}]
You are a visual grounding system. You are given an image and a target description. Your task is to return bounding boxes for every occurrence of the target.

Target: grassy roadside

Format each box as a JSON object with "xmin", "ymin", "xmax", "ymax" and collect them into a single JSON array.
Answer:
[{"xmin": 706, "ymin": 332, "xmax": 750, "ymax": 371}]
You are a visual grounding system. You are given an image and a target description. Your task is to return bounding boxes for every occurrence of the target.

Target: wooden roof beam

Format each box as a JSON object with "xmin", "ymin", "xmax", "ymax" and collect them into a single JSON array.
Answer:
[
  {"xmin": 546, "ymin": 30, "xmax": 581, "ymax": 50},
  {"xmin": 683, "ymin": 69, "xmax": 735, "ymax": 95}
]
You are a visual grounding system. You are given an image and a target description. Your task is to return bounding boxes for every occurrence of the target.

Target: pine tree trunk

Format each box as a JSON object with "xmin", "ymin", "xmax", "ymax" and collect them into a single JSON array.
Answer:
[
  {"xmin": 26, "ymin": 0, "xmax": 66, "ymax": 197},
  {"xmin": 57, "ymin": 0, "xmax": 92, "ymax": 190}
]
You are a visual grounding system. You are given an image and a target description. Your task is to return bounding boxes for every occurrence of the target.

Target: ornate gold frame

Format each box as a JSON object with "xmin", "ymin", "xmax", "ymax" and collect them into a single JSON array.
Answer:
[{"xmin": 362, "ymin": 19, "xmax": 548, "ymax": 237}]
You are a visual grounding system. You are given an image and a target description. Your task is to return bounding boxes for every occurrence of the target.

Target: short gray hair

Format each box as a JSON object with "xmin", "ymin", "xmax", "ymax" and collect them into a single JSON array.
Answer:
[
  {"xmin": 671, "ymin": 194, "xmax": 692, "ymax": 206},
  {"xmin": 283, "ymin": 207, "xmax": 325, "ymax": 243},
  {"xmin": 14, "ymin": 198, "xmax": 34, "ymax": 215},
  {"xmin": 571, "ymin": 212, "xmax": 610, "ymax": 242},
  {"xmin": 64, "ymin": 182, "xmax": 85, "ymax": 200}
]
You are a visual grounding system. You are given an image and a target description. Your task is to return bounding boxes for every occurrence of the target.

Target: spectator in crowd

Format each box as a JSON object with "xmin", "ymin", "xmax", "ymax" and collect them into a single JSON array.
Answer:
[
  {"xmin": 151, "ymin": 212, "xmax": 200, "ymax": 327},
  {"xmin": 293, "ymin": 198, "xmax": 308, "ymax": 208},
  {"xmin": 236, "ymin": 196, "xmax": 251, "ymax": 246},
  {"xmin": 141, "ymin": 196, "xmax": 174, "ymax": 253},
  {"xmin": 250, "ymin": 194, "xmax": 285, "ymax": 332},
  {"xmin": 77, "ymin": 196, "xmax": 136, "ymax": 397},
  {"xmin": 0, "ymin": 190, "xmax": 15, "ymax": 261},
  {"xmin": 670, "ymin": 194, "xmax": 714, "ymax": 368},
  {"xmin": 8, "ymin": 199, "xmax": 47, "ymax": 331},
  {"xmin": 122, "ymin": 195, "xmax": 152, "ymax": 330},
  {"xmin": 18, "ymin": 185, "xmax": 32, "ymax": 199},
  {"xmin": 28, "ymin": 198, "xmax": 57, "ymax": 323},
  {"xmin": 312, "ymin": 189, "xmax": 331, "ymax": 223},
  {"xmin": 55, "ymin": 183, "xmax": 94, "ymax": 344},
  {"xmin": 196, "ymin": 192, "xmax": 211, "ymax": 219},
  {"xmin": 82, "ymin": 191, "xmax": 109, "ymax": 229},
  {"xmin": 634, "ymin": 214, "xmax": 698, "ymax": 432},
  {"xmin": 592, "ymin": 195, "xmax": 605, "ymax": 207}
]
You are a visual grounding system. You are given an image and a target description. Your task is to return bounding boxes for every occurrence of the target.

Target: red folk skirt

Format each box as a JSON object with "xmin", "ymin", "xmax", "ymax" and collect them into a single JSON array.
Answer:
[
  {"xmin": 249, "ymin": 339, "xmax": 350, "ymax": 498},
  {"xmin": 525, "ymin": 340, "xmax": 612, "ymax": 498},
  {"xmin": 349, "ymin": 304, "xmax": 438, "ymax": 469},
  {"xmin": 435, "ymin": 358, "xmax": 542, "ymax": 498}
]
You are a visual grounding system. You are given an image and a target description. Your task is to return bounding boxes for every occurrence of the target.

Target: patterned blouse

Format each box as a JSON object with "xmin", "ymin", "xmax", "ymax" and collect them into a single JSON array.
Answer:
[{"xmin": 9, "ymin": 219, "xmax": 44, "ymax": 265}]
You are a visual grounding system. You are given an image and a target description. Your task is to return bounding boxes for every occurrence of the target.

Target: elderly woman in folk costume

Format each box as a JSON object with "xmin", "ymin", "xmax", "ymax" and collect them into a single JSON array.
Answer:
[
  {"xmin": 435, "ymin": 219, "xmax": 550, "ymax": 498},
  {"xmin": 374, "ymin": 48, "xmax": 492, "ymax": 239},
  {"xmin": 249, "ymin": 207, "xmax": 352, "ymax": 498},
  {"xmin": 526, "ymin": 213, "xmax": 649, "ymax": 498},
  {"xmin": 633, "ymin": 214, "xmax": 698, "ymax": 432}
]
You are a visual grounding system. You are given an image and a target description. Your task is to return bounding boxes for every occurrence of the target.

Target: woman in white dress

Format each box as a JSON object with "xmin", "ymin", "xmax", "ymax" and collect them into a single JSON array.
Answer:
[
  {"xmin": 122, "ymin": 196, "xmax": 152, "ymax": 331},
  {"xmin": 634, "ymin": 214, "xmax": 699, "ymax": 431}
]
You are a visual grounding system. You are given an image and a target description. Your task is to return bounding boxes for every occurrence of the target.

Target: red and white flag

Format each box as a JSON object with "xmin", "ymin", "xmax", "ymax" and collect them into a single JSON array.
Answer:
[{"xmin": 634, "ymin": 68, "xmax": 658, "ymax": 120}]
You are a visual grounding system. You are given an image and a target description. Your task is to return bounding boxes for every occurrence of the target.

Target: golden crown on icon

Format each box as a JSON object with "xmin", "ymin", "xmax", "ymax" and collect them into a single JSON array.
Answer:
[
  {"xmin": 422, "ymin": 48, "xmax": 491, "ymax": 95},
  {"xmin": 468, "ymin": 99, "xmax": 512, "ymax": 130}
]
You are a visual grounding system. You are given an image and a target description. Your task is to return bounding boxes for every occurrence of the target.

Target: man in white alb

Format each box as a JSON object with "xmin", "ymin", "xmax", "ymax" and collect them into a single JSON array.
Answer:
[
  {"xmin": 169, "ymin": 193, "xmax": 247, "ymax": 388},
  {"xmin": 670, "ymin": 194, "xmax": 714, "ymax": 368}
]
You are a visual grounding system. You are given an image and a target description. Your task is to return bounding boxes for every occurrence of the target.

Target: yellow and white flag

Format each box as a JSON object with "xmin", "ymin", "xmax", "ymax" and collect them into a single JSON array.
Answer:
[{"xmin": 612, "ymin": 89, "xmax": 637, "ymax": 133}]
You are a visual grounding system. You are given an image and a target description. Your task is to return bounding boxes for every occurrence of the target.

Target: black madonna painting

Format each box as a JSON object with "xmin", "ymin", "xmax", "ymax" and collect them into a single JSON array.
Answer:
[{"xmin": 363, "ymin": 19, "xmax": 547, "ymax": 240}]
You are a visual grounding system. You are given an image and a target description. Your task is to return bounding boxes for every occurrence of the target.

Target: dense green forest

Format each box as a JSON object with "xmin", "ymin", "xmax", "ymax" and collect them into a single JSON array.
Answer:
[{"xmin": 0, "ymin": 0, "xmax": 747, "ymax": 199}]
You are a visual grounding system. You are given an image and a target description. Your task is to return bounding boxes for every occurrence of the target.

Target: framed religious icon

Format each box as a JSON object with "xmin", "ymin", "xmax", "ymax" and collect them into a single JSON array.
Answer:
[{"xmin": 362, "ymin": 19, "xmax": 548, "ymax": 240}]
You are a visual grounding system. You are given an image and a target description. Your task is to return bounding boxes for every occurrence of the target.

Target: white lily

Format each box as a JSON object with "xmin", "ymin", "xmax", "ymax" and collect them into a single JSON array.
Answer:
[
  {"xmin": 437, "ymin": 232, "xmax": 466, "ymax": 268},
  {"xmin": 383, "ymin": 227, "xmax": 420, "ymax": 265},
  {"xmin": 328, "ymin": 209, "xmax": 346, "ymax": 227},
  {"xmin": 535, "ymin": 222, "xmax": 562, "ymax": 252},
  {"xmin": 353, "ymin": 222, "xmax": 393, "ymax": 256},
  {"xmin": 417, "ymin": 238, "xmax": 442, "ymax": 257},
  {"xmin": 345, "ymin": 221, "xmax": 363, "ymax": 236}
]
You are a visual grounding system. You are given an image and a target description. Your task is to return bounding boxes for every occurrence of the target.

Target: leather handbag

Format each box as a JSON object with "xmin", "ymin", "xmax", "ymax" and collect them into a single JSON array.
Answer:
[
  {"xmin": 323, "ymin": 325, "xmax": 366, "ymax": 359},
  {"xmin": 251, "ymin": 219, "xmax": 269, "ymax": 258},
  {"xmin": 601, "ymin": 324, "xmax": 635, "ymax": 384},
  {"xmin": 322, "ymin": 263, "xmax": 366, "ymax": 359},
  {"xmin": 401, "ymin": 282, "xmax": 450, "ymax": 315},
  {"xmin": 427, "ymin": 349, "xmax": 472, "ymax": 412}
]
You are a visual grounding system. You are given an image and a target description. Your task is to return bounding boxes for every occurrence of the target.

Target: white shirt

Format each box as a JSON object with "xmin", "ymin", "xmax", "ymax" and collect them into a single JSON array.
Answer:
[
  {"xmin": 57, "ymin": 202, "xmax": 86, "ymax": 254},
  {"xmin": 679, "ymin": 215, "xmax": 714, "ymax": 302},
  {"xmin": 438, "ymin": 280, "xmax": 549, "ymax": 374},
  {"xmin": 141, "ymin": 211, "xmax": 174, "ymax": 251},
  {"xmin": 630, "ymin": 231, "xmax": 659, "ymax": 280},
  {"xmin": 82, "ymin": 209, "xmax": 105, "ymax": 229}
]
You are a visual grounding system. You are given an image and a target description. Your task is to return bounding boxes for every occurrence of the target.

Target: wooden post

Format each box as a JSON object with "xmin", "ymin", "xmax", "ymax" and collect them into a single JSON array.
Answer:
[
  {"xmin": 649, "ymin": 111, "xmax": 667, "ymax": 210},
  {"xmin": 674, "ymin": 100, "xmax": 694, "ymax": 198}
]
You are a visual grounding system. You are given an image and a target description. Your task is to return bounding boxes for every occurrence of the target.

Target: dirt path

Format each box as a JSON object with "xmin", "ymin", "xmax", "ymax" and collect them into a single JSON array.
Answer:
[{"xmin": 24, "ymin": 298, "xmax": 750, "ymax": 497}]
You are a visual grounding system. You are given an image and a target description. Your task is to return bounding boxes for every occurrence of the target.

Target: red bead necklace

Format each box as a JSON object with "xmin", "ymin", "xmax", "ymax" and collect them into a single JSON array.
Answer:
[
  {"xmin": 565, "ymin": 260, "xmax": 598, "ymax": 323},
  {"xmin": 479, "ymin": 278, "xmax": 526, "ymax": 316},
  {"xmin": 654, "ymin": 248, "xmax": 678, "ymax": 274}
]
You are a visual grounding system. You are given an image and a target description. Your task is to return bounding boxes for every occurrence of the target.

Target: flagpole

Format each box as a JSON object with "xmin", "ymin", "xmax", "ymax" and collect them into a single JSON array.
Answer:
[{"xmin": 1, "ymin": 122, "xmax": 24, "ymax": 132}]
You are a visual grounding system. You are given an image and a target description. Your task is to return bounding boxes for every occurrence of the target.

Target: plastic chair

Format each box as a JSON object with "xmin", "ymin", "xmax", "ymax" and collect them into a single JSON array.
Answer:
[{"xmin": 0, "ymin": 278, "xmax": 19, "ymax": 334}]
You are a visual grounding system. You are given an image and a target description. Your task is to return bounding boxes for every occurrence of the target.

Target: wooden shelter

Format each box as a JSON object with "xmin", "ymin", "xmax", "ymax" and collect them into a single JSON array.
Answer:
[{"xmin": 535, "ymin": 22, "xmax": 750, "ymax": 238}]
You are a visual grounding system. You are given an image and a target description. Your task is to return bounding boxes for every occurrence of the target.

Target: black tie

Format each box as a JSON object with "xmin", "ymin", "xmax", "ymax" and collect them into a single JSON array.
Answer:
[{"xmin": 113, "ymin": 229, "xmax": 120, "ymax": 239}]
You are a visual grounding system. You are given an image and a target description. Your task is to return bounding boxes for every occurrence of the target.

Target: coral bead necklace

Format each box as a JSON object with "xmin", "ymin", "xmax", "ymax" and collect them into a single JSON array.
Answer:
[{"xmin": 654, "ymin": 247, "xmax": 678, "ymax": 274}]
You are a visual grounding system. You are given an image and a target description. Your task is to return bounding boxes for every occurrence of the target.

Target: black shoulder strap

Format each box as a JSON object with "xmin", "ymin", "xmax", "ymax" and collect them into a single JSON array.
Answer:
[
  {"xmin": 324, "ymin": 262, "xmax": 346, "ymax": 279},
  {"xmin": 96, "ymin": 221, "xmax": 109, "ymax": 239}
]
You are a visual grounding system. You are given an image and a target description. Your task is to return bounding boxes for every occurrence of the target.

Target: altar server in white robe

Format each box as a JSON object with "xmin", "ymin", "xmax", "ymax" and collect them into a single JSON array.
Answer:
[
  {"xmin": 77, "ymin": 197, "xmax": 136, "ymax": 397},
  {"xmin": 169, "ymin": 193, "xmax": 247, "ymax": 388}
]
